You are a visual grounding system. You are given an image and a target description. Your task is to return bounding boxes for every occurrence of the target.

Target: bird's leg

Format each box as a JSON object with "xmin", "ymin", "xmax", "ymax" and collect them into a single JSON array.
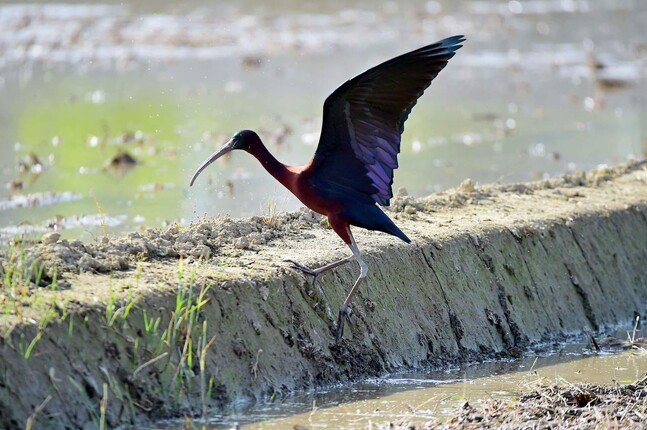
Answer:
[
  {"xmin": 287, "ymin": 256, "xmax": 355, "ymax": 284},
  {"xmin": 336, "ymin": 232, "xmax": 368, "ymax": 341}
]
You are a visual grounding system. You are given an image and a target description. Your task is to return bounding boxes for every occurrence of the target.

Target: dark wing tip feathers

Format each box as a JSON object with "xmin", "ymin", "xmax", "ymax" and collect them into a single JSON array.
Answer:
[
  {"xmin": 411, "ymin": 35, "xmax": 465, "ymax": 53},
  {"xmin": 411, "ymin": 35, "xmax": 465, "ymax": 62},
  {"xmin": 312, "ymin": 36, "xmax": 465, "ymax": 207},
  {"xmin": 370, "ymin": 36, "xmax": 464, "ymax": 205},
  {"xmin": 437, "ymin": 34, "xmax": 466, "ymax": 48}
]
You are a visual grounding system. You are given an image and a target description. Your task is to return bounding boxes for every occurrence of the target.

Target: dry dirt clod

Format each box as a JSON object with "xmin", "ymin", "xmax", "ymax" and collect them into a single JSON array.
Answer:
[
  {"xmin": 41, "ymin": 232, "xmax": 61, "ymax": 245},
  {"xmin": 458, "ymin": 178, "xmax": 476, "ymax": 193},
  {"xmin": 192, "ymin": 245, "xmax": 211, "ymax": 259},
  {"xmin": 106, "ymin": 150, "xmax": 139, "ymax": 173},
  {"xmin": 234, "ymin": 237, "xmax": 250, "ymax": 249},
  {"xmin": 247, "ymin": 232, "xmax": 265, "ymax": 245}
]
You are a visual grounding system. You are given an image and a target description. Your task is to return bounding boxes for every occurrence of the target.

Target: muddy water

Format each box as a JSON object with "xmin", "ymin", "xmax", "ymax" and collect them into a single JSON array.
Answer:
[
  {"xmin": 1, "ymin": 0, "xmax": 645, "ymax": 241},
  {"xmin": 156, "ymin": 344, "xmax": 646, "ymax": 429}
]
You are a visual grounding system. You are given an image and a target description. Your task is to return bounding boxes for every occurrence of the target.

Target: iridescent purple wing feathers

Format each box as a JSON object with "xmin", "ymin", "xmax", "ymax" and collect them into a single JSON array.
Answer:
[{"xmin": 310, "ymin": 35, "xmax": 465, "ymax": 206}]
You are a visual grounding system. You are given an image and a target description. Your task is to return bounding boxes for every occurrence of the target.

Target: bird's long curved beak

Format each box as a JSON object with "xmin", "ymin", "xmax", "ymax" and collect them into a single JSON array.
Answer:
[{"xmin": 189, "ymin": 139, "xmax": 234, "ymax": 186}]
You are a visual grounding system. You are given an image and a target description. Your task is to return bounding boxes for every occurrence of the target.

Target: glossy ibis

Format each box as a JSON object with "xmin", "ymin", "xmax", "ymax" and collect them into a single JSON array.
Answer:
[{"xmin": 190, "ymin": 35, "xmax": 465, "ymax": 341}]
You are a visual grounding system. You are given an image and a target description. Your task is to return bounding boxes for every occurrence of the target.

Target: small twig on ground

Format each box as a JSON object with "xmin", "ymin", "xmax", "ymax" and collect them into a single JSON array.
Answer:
[
  {"xmin": 627, "ymin": 315, "xmax": 640, "ymax": 345},
  {"xmin": 251, "ymin": 349, "xmax": 263, "ymax": 379},
  {"xmin": 587, "ymin": 329, "xmax": 600, "ymax": 351},
  {"xmin": 133, "ymin": 352, "xmax": 169, "ymax": 377},
  {"xmin": 528, "ymin": 356, "xmax": 539, "ymax": 374},
  {"xmin": 632, "ymin": 373, "xmax": 647, "ymax": 387},
  {"xmin": 99, "ymin": 383, "xmax": 108, "ymax": 430},
  {"xmin": 25, "ymin": 395, "xmax": 52, "ymax": 430},
  {"xmin": 308, "ymin": 399, "xmax": 318, "ymax": 423}
]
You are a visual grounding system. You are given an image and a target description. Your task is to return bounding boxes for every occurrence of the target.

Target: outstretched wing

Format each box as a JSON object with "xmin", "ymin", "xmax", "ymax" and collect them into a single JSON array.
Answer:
[{"xmin": 308, "ymin": 35, "xmax": 465, "ymax": 206}]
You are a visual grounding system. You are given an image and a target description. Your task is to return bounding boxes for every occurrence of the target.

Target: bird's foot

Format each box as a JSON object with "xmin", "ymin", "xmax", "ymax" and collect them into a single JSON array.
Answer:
[
  {"xmin": 286, "ymin": 259, "xmax": 321, "ymax": 285},
  {"xmin": 335, "ymin": 305, "xmax": 352, "ymax": 342},
  {"xmin": 286, "ymin": 259, "xmax": 317, "ymax": 276}
]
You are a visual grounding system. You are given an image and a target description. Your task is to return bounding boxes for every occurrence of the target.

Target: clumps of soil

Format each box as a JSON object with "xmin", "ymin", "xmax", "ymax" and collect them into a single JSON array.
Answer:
[
  {"xmin": 392, "ymin": 375, "xmax": 647, "ymax": 429},
  {"xmin": 390, "ymin": 177, "xmax": 492, "ymax": 215},
  {"xmin": 390, "ymin": 160, "xmax": 647, "ymax": 214},
  {"xmin": 3, "ymin": 160, "xmax": 645, "ymax": 287},
  {"xmin": 442, "ymin": 376, "xmax": 647, "ymax": 429},
  {"xmin": 4, "ymin": 207, "xmax": 324, "ymax": 282},
  {"xmin": 496, "ymin": 160, "xmax": 647, "ymax": 192}
]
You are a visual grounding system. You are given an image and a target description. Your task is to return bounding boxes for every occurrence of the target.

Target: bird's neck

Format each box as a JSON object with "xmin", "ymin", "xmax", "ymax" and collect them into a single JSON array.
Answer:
[{"xmin": 245, "ymin": 140, "xmax": 299, "ymax": 193}]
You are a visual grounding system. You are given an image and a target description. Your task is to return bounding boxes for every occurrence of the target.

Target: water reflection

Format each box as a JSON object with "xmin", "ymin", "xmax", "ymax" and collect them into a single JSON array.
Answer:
[{"xmin": 0, "ymin": 0, "xmax": 645, "ymax": 241}]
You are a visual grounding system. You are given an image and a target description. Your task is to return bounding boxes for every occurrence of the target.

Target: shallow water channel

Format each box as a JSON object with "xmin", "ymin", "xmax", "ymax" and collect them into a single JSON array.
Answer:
[
  {"xmin": 1, "ymin": 0, "xmax": 645, "ymax": 240},
  {"xmin": 152, "ymin": 340, "xmax": 646, "ymax": 429}
]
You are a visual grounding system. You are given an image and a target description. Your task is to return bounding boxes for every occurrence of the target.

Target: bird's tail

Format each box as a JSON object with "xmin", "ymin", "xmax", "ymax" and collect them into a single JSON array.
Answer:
[
  {"xmin": 386, "ymin": 222, "xmax": 411, "ymax": 243},
  {"xmin": 342, "ymin": 204, "xmax": 411, "ymax": 243}
]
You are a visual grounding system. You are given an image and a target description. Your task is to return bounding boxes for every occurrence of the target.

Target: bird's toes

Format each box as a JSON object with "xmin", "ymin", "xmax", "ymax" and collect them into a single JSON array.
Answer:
[
  {"xmin": 285, "ymin": 259, "xmax": 317, "ymax": 276},
  {"xmin": 341, "ymin": 305, "xmax": 352, "ymax": 322},
  {"xmin": 335, "ymin": 306, "xmax": 352, "ymax": 342}
]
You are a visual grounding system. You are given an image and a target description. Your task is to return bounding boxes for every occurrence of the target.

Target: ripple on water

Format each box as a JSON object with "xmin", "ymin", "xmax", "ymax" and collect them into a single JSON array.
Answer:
[
  {"xmin": 0, "ymin": 191, "xmax": 82, "ymax": 211},
  {"xmin": 0, "ymin": 213, "xmax": 127, "ymax": 239}
]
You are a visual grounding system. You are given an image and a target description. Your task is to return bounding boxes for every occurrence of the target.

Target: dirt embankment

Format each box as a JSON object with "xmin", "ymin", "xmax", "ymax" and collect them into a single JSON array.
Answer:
[{"xmin": 1, "ymin": 162, "xmax": 647, "ymax": 429}]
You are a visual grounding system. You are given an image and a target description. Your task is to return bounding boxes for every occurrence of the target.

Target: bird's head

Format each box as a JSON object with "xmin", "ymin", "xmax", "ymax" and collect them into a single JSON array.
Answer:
[
  {"xmin": 189, "ymin": 129, "xmax": 259, "ymax": 186},
  {"xmin": 229, "ymin": 129, "xmax": 260, "ymax": 151}
]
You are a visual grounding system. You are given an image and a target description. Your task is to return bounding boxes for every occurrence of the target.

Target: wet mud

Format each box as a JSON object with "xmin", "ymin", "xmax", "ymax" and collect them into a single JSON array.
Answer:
[
  {"xmin": 0, "ymin": 162, "xmax": 646, "ymax": 429},
  {"xmin": 423, "ymin": 376, "xmax": 647, "ymax": 430}
]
